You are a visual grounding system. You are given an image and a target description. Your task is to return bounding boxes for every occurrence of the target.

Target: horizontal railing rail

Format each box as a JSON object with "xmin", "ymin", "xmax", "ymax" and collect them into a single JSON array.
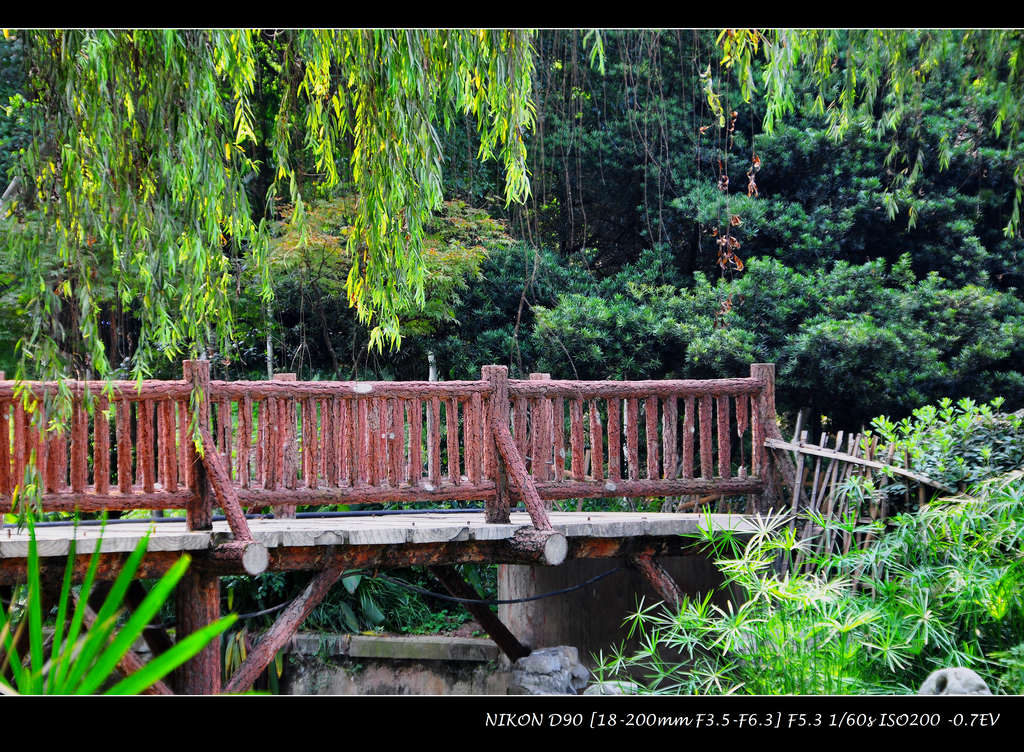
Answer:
[{"xmin": 0, "ymin": 363, "xmax": 777, "ymax": 534}]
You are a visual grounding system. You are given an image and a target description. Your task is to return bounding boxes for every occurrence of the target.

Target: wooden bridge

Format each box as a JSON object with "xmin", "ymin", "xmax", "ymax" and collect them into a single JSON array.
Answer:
[{"xmin": 0, "ymin": 362, "xmax": 784, "ymax": 694}]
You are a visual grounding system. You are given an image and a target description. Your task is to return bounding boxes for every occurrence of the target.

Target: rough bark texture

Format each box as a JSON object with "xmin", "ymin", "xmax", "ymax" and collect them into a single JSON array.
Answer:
[
  {"xmin": 628, "ymin": 553, "xmax": 685, "ymax": 610},
  {"xmin": 173, "ymin": 566, "xmax": 220, "ymax": 695}
]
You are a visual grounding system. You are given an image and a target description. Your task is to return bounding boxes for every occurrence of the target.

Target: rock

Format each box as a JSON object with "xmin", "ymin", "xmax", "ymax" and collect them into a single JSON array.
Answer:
[
  {"xmin": 918, "ymin": 667, "xmax": 991, "ymax": 695},
  {"xmin": 584, "ymin": 680, "xmax": 643, "ymax": 695},
  {"xmin": 509, "ymin": 646, "xmax": 591, "ymax": 695}
]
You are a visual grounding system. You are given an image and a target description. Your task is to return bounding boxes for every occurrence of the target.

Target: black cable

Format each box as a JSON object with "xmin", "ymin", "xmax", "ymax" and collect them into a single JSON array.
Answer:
[
  {"xmin": 148, "ymin": 565, "xmax": 626, "ymax": 630},
  {"xmin": 379, "ymin": 566, "xmax": 627, "ymax": 606}
]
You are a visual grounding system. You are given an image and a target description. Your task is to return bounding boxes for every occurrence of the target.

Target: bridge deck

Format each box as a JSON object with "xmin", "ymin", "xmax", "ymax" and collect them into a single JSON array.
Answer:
[{"xmin": 0, "ymin": 511, "xmax": 757, "ymax": 559}]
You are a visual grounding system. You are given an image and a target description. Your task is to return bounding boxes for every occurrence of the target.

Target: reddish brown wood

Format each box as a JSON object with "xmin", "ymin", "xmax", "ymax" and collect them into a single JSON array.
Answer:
[
  {"xmin": 183, "ymin": 360, "xmax": 213, "ymax": 530},
  {"xmin": 117, "ymin": 401, "xmax": 132, "ymax": 493},
  {"xmin": 588, "ymin": 400, "xmax": 603, "ymax": 481},
  {"xmin": 302, "ymin": 397, "xmax": 316, "ymax": 489},
  {"xmin": 138, "ymin": 400, "xmax": 155, "ymax": 494},
  {"xmin": 218, "ymin": 399, "xmax": 233, "ymax": 481},
  {"xmin": 0, "ymin": 400, "xmax": 11, "ymax": 496},
  {"xmin": 199, "ymin": 425, "xmax": 254, "ymax": 543},
  {"xmin": 506, "ymin": 377, "xmax": 763, "ymax": 399},
  {"xmin": 156, "ymin": 399, "xmax": 168, "ymax": 490},
  {"xmin": 163, "ymin": 399, "xmax": 178, "ymax": 493},
  {"xmin": 71, "ymin": 399, "xmax": 89, "ymax": 492},
  {"xmin": 13, "ymin": 399, "xmax": 30, "ymax": 491},
  {"xmin": 645, "ymin": 397, "xmax": 659, "ymax": 480},
  {"xmin": 698, "ymin": 394, "xmax": 713, "ymax": 480},
  {"xmin": 258, "ymin": 397, "xmax": 271, "ymax": 488},
  {"xmin": 513, "ymin": 397, "xmax": 528, "ymax": 459},
  {"xmin": 37, "ymin": 489, "xmax": 193, "ymax": 512},
  {"xmin": 626, "ymin": 397, "xmax": 639, "ymax": 481},
  {"xmin": 570, "ymin": 398, "xmax": 584, "ymax": 481},
  {"xmin": 368, "ymin": 398, "xmax": 381, "ymax": 486},
  {"xmin": 332, "ymin": 397, "xmax": 345, "ymax": 486},
  {"xmin": 94, "ymin": 398, "xmax": 110, "ymax": 495},
  {"xmin": 207, "ymin": 380, "xmax": 493, "ymax": 401},
  {"xmin": 717, "ymin": 395, "xmax": 731, "ymax": 478},
  {"xmin": 446, "ymin": 397, "xmax": 459, "ymax": 484},
  {"xmin": 750, "ymin": 364, "xmax": 769, "ymax": 479},
  {"xmin": 552, "ymin": 396, "xmax": 565, "ymax": 482},
  {"xmin": 346, "ymin": 398, "xmax": 358, "ymax": 486},
  {"xmin": 238, "ymin": 395, "xmax": 252, "ymax": 489},
  {"xmin": 0, "ymin": 380, "xmax": 191, "ymax": 402},
  {"xmin": 174, "ymin": 566, "xmax": 221, "ymax": 695},
  {"xmin": 283, "ymin": 396, "xmax": 298, "ymax": 492},
  {"xmin": 491, "ymin": 418, "xmax": 552, "ymax": 531},
  {"xmin": 663, "ymin": 395, "xmax": 677, "ymax": 480},
  {"xmin": 224, "ymin": 563, "xmax": 346, "ymax": 694},
  {"xmin": 407, "ymin": 397, "xmax": 421, "ymax": 486},
  {"xmin": 357, "ymin": 397, "xmax": 370, "ymax": 486},
  {"xmin": 390, "ymin": 398, "xmax": 403, "ymax": 487},
  {"xmin": 607, "ymin": 397, "xmax": 621, "ymax": 481},
  {"xmin": 467, "ymin": 393, "xmax": 482, "ymax": 485},
  {"xmin": 428, "ymin": 396, "xmax": 442, "ymax": 488},
  {"xmin": 45, "ymin": 425, "xmax": 61, "ymax": 494},
  {"xmin": 481, "ymin": 365, "xmax": 511, "ymax": 523},
  {"xmin": 628, "ymin": 553, "xmax": 684, "ymax": 610},
  {"xmin": 30, "ymin": 405, "xmax": 46, "ymax": 495},
  {"xmin": 428, "ymin": 566, "xmax": 530, "ymax": 660}
]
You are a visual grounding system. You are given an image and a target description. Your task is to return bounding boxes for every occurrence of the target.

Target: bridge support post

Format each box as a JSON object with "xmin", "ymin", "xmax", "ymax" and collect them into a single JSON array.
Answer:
[{"xmin": 173, "ymin": 567, "xmax": 221, "ymax": 695}]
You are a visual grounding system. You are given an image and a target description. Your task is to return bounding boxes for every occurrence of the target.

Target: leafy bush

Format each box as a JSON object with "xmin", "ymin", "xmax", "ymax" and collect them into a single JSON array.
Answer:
[{"xmin": 595, "ymin": 469, "xmax": 1024, "ymax": 695}]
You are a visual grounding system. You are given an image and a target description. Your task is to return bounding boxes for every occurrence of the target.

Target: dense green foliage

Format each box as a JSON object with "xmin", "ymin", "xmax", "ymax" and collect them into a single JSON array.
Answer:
[{"xmin": 593, "ymin": 404, "xmax": 1024, "ymax": 694}]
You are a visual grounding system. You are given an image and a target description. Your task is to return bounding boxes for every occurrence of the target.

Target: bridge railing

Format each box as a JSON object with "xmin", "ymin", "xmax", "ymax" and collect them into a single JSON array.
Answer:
[{"xmin": 0, "ymin": 363, "xmax": 777, "ymax": 533}]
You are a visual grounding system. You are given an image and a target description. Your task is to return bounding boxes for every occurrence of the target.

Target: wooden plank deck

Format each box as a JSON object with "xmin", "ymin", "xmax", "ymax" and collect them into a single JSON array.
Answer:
[{"xmin": 0, "ymin": 512, "xmax": 758, "ymax": 559}]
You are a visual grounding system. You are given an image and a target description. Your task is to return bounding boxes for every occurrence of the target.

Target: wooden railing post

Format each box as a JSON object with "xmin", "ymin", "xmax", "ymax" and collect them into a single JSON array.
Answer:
[
  {"xmin": 272, "ymin": 373, "xmax": 297, "ymax": 519},
  {"xmin": 481, "ymin": 365, "xmax": 510, "ymax": 523},
  {"xmin": 750, "ymin": 363, "xmax": 775, "ymax": 482},
  {"xmin": 183, "ymin": 360, "xmax": 212, "ymax": 531}
]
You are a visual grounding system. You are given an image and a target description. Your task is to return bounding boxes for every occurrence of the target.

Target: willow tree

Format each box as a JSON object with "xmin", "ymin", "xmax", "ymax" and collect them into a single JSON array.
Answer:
[
  {"xmin": 0, "ymin": 29, "xmax": 536, "ymax": 382},
  {"xmin": 717, "ymin": 29, "xmax": 1024, "ymax": 237}
]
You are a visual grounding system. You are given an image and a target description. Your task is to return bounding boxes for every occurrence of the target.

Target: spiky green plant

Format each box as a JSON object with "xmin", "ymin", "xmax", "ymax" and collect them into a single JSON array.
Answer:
[{"xmin": 0, "ymin": 518, "xmax": 235, "ymax": 695}]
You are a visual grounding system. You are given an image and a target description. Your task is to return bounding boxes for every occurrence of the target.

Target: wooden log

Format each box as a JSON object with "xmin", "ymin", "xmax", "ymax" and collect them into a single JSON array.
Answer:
[
  {"xmin": 223, "ymin": 563, "xmax": 346, "ymax": 695},
  {"xmin": 374, "ymin": 398, "xmax": 387, "ymax": 486},
  {"xmin": 357, "ymin": 397, "xmax": 370, "ymax": 486},
  {"xmin": 160, "ymin": 399, "xmax": 176, "ymax": 493},
  {"xmin": 218, "ymin": 399, "xmax": 232, "ymax": 481},
  {"xmin": 589, "ymin": 400, "xmax": 603, "ymax": 481},
  {"xmin": 238, "ymin": 395, "xmax": 252, "ymax": 489},
  {"xmin": 513, "ymin": 396, "xmax": 528, "ymax": 460},
  {"xmin": 408, "ymin": 397, "xmax": 421, "ymax": 487},
  {"xmin": 763, "ymin": 438, "xmax": 955, "ymax": 493},
  {"xmin": 626, "ymin": 397, "xmax": 639, "ymax": 481},
  {"xmin": 389, "ymin": 398, "xmax": 403, "ymax": 487},
  {"xmin": 628, "ymin": 553, "xmax": 684, "ymax": 610},
  {"xmin": 428, "ymin": 396, "xmax": 442, "ymax": 489},
  {"xmin": 717, "ymin": 395, "xmax": 730, "ymax": 478},
  {"xmin": 0, "ymin": 399, "xmax": 10, "ymax": 496},
  {"xmin": 645, "ymin": 397, "xmax": 659, "ymax": 480},
  {"xmin": 319, "ymin": 399, "xmax": 331, "ymax": 487},
  {"xmin": 607, "ymin": 397, "xmax": 621, "ymax": 481},
  {"xmin": 208, "ymin": 380, "xmax": 494, "ymax": 401},
  {"xmin": 204, "ymin": 540, "xmax": 269, "ymax": 576},
  {"xmin": 490, "ymin": 419, "xmax": 553, "ymax": 532},
  {"xmin": 570, "ymin": 398, "xmax": 584, "ymax": 481},
  {"xmin": 428, "ymin": 565, "xmax": 531, "ymax": 661},
  {"xmin": 46, "ymin": 425, "xmax": 64, "ymax": 494},
  {"xmin": 118, "ymin": 401, "xmax": 135, "ymax": 495},
  {"xmin": 502, "ymin": 526, "xmax": 567, "ymax": 566},
  {"xmin": 446, "ymin": 397, "xmax": 459, "ymax": 485},
  {"xmin": 174, "ymin": 566, "xmax": 220, "ymax": 695},
  {"xmin": 302, "ymin": 397, "xmax": 316, "ymax": 489},
  {"xmin": 530, "ymin": 397, "xmax": 543, "ymax": 479},
  {"xmin": 552, "ymin": 396, "xmax": 565, "ymax": 482},
  {"xmin": 332, "ymin": 397, "xmax": 345, "ymax": 486},
  {"xmin": 183, "ymin": 360, "xmax": 212, "ymax": 531},
  {"xmin": 93, "ymin": 398, "xmax": 110, "ymax": 495},
  {"xmin": 35, "ymin": 489, "xmax": 193, "ymax": 512},
  {"xmin": 199, "ymin": 426, "xmax": 256, "ymax": 547},
  {"xmin": 30, "ymin": 404, "xmax": 47, "ymax": 496},
  {"xmin": 346, "ymin": 398, "xmax": 359, "ymax": 487},
  {"xmin": 698, "ymin": 394, "xmax": 713, "ymax": 480},
  {"xmin": 467, "ymin": 394, "xmax": 482, "ymax": 485},
  {"xmin": 481, "ymin": 366, "xmax": 511, "ymax": 523},
  {"xmin": 178, "ymin": 400, "xmax": 190, "ymax": 490},
  {"xmin": 505, "ymin": 377, "xmax": 764, "ymax": 399},
  {"xmin": 137, "ymin": 400, "xmax": 155, "ymax": 494},
  {"xmin": 663, "ymin": 395, "xmax": 677, "ymax": 480}
]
